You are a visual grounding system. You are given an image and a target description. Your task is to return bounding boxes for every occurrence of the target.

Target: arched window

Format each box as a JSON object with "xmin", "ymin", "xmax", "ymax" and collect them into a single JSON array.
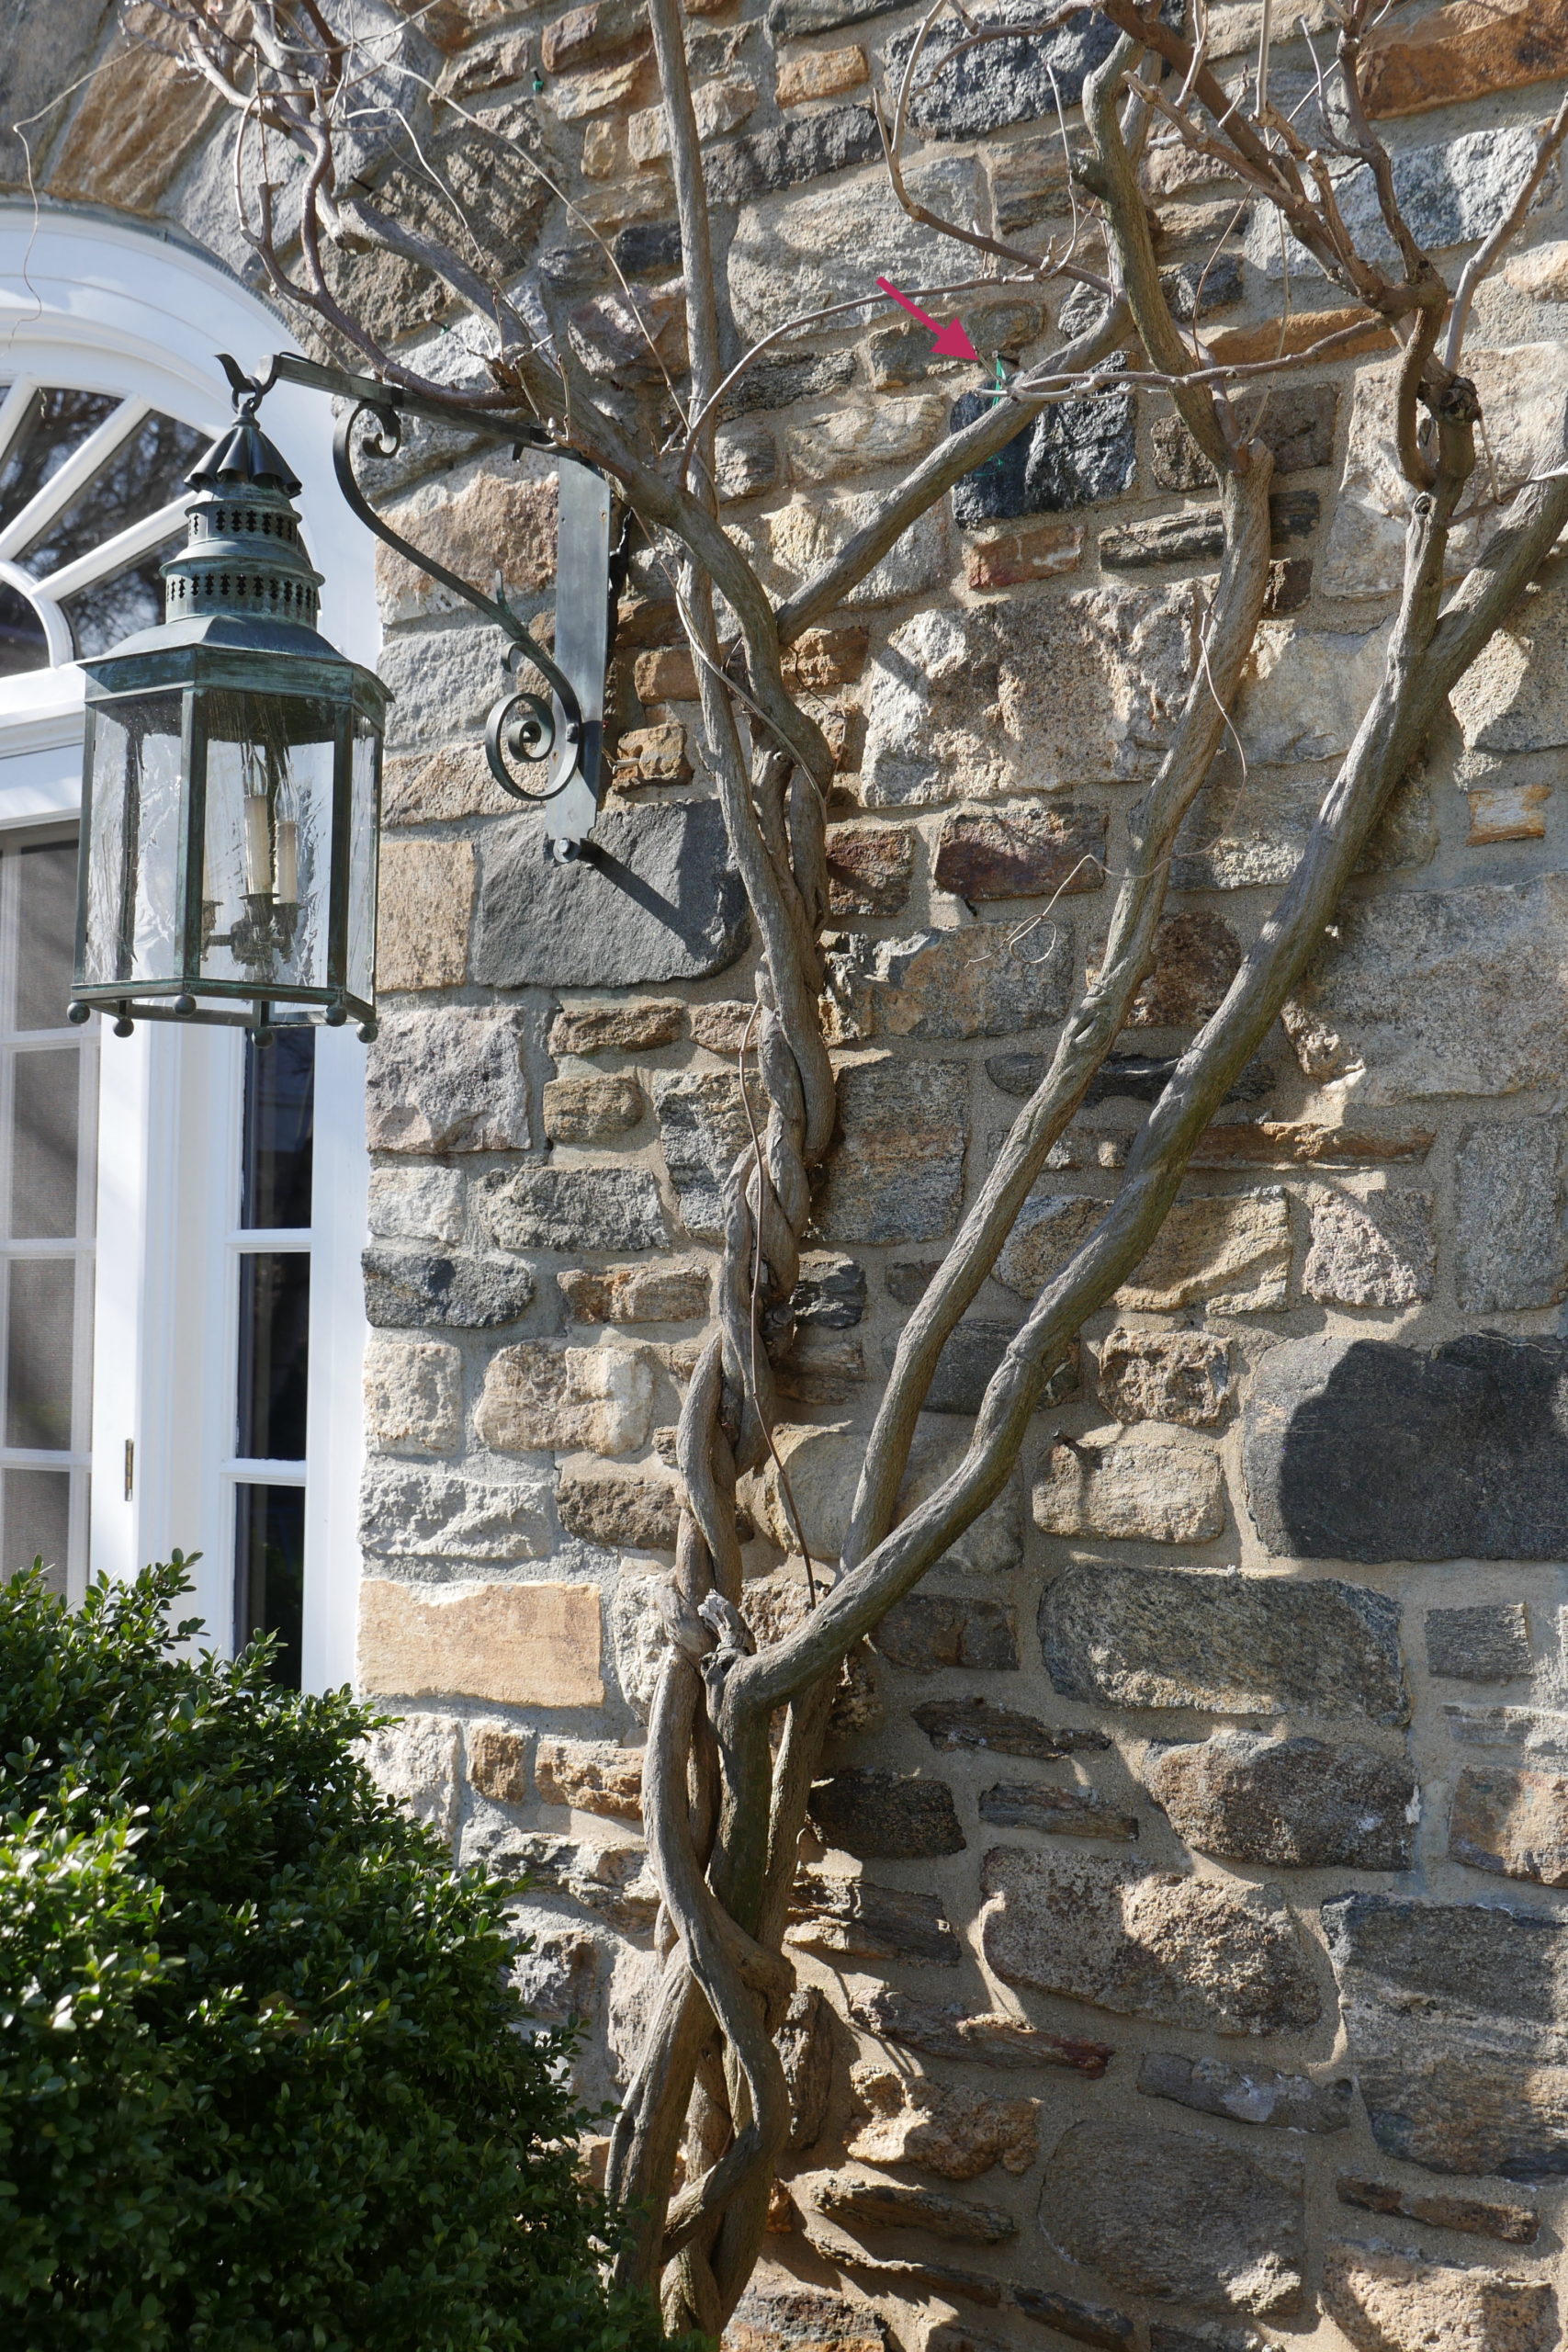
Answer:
[{"xmin": 0, "ymin": 207, "xmax": 378, "ymax": 1690}]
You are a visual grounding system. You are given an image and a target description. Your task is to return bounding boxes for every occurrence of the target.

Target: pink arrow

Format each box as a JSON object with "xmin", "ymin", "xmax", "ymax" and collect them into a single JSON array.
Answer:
[{"xmin": 876, "ymin": 277, "xmax": 978, "ymax": 362}]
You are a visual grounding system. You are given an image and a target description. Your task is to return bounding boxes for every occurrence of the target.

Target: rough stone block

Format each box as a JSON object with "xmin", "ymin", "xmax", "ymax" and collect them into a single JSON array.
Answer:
[
  {"xmin": 1139, "ymin": 2052, "xmax": 1352, "ymax": 2134},
  {"xmin": 1146, "ymin": 1731, "xmax": 1415, "ymax": 1870},
  {"xmin": 830, "ymin": 922, "xmax": 1071, "ymax": 1042},
  {"xmin": 1042, "ymin": 1561, "xmax": 1407, "ymax": 1723},
  {"xmin": 777, "ymin": 43, "xmax": 868, "ymax": 102},
  {"xmin": 364, "ymin": 1248, "xmax": 535, "ymax": 1331},
  {"xmin": 888, "ymin": 0, "xmax": 1121, "ymax": 138},
  {"xmin": 808, "ymin": 1769, "xmax": 965, "ymax": 1858},
  {"xmin": 358, "ymin": 1462, "xmax": 554, "ymax": 1560},
  {"xmin": 548, "ymin": 998, "xmax": 683, "ymax": 1054},
  {"xmin": 847, "ymin": 2061, "xmax": 1038, "ymax": 2179},
  {"xmin": 980, "ymin": 1849, "xmax": 1321, "ymax": 2034},
  {"xmin": 1427, "ymin": 1604, "xmax": 1532, "ymax": 1683},
  {"xmin": 1456, "ymin": 1120, "xmax": 1568, "ymax": 1311},
  {"xmin": 473, "ymin": 802, "xmax": 748, "ymax": 987},
  {"xmin": 481, "ymin": 1830, "xmax": 655, "ymax": 1927},
  {"xmin": 609, "ymin": 721, "xmax": 692, "ymax": 789},
  {"xmin": 1322, "ymin": 2245, "xmax": 1556, "ymax": 2352},
  {"xmin": 467, "ymin": 1719, "xmax": 529, "ymax": 1804},
  {"xmin": 1303, "ymin": 1183, "xmax": 1436, "ymax": 1306},
  {"xmin": 1034, "ymin": 1433, "xmax": 1225, "ymax": 1545},
  {"xmin": 367, "ymin": 1008, "xmax": 531, "ymax": 1152},
  {"xmin": 558, "ymin": 1260, "xmax": 709, "ymax": 1323},
  {"xmin": 542, "ymin": 0, "xmax": 649, "ymax": 74},
  {"xmin": 684, "ymin": 1001, "xmax": 753, "ymax": 1055},
  {"xmin": 964, "ymin": 518, "xmax": 1084, "ymax": 588},
  {"xmin": 808, "ymin": 2169, "xmax": 1014, "ymax": 2244},
  {"xmin": 1467, "ymin": 781, "xmax": 1551, "ymax": 842},
  {"xmin": 783, "ymin": 625, "xmax": 871, "ymax": 692},
  {"xmin": 1247, "ymin": 125, "xmax": 1556, "ymax": 285},
  {"xmin": 727, "ymin": 2282, "xmax": 892, "ymax": 2352},
  {"xmin": 786, "ymin": 1869, "xmax": 961, "ymax": 1963},
  {"xmin": 361, "ymin": 1712, "xmax": 461, "ymax": 1844},
  {"xmin": 541, "ymin": 1074, "xmax": 647, "ymax": 1143},
  {"xmin": 375, "ymin": 837, "xmax": 475, "ymax": 990},
  {"xmin": 728, "ymin": 154, "xmax": 979, "ymax": 339},
  {"xmin": 949, "ymin": 379, "xmax": 1135, "ymax": 529},
  {"xmin": 1363, "ymin": 0, "xmax": 1568, "ymax": 119},
  {"xmin": 652, "ymin": 1068, "xmax": 763, "ymax": 1239},
  {"xmin": 556, "ymin": 1468, "xmax": 680, "ymax": 1548},
  {"xmin": 716, "ymin": 349, "xmax": 857, "ymax": 422},
  {"xmin": 892, "ymin": 1322, "xmax": 1074, "ymax": 1424},
  {"xmin": 368, "ymin": 1162, "xmax": 465, "ymax": 1245},
  {"xmin": 510, "ymin": 1927, "xmax": 601, "ymax": 2027},
  {"xmin": 475, "ymin": 1165, "xmax": 669, "ymax": 1253},
  {"xmin": 378, "ymin": 623, "xmax": 515, "ymax": 749},
  {"xmin": 979, "ymin": 1781, "xmax": 1138, "ymax": 1841},
  {"xmin": 1153, "ymin": 386, "xmax": 1337, "ymax": 490},
  {"xmin": 913, "ymin": 1697, "xmax": 1109, "ymax": 1759},
  {"xmin": 792, "ymin": 1253, "xmax": 866, "ymax": 1329},
  {"xmin": 872, "ymin": 1593, "xmax": 1018, "ymax": 1672},
  {"xmin": 712, "ymin": 422, "xmax": 777, "ymax": 503},
  {"xmin": 814, "ymin": 1055, "xmax": 967, "ymax": 1244},
  {"xmin": 852, "ymin": 1984, "xmax": 1111, "ymax": 2075},
  {"xmin": 535, "ymin": 1736, "xmax": 643, "ymax": 1820},
  {"xmin": 896, "ymin": 1430, "xmax": 1025, "ymax": 1570},
  {"xmin": 786, "ymin": 394, "xmax": 948, "ymax": 486},
  {"xmin": 1450, "ymin": 1764, "xmax": 1568, "ymax": 1887},
  {"xmin": 757, "ymin": 489, "xmax": 949, "ymax": 611},
  {"xmin": 1041, "ymin": 2120, "xmax": 1305, "ymax": 2318},
  {"xmin": 358, "ymin": 1577, "xmax": 604, "ymax": 1705},
  {"xmin": 1335, "ymin": 2176, "xmax": 1539, "ymax": 2245},
  {"xmin": 1242, "ymin": 1332, "xmax": 1568, "ymax": 1564},
  {"xmin": 1097, "ymin": 1328, "xmax": 1231, "ymax": 1428},
  {"xmin": 933, "ymin": 806, "xmax": 1105, "ymax": 900},
  {"xmin": 1000, "ymin": 1189, "xmax": 1291, "ymax": 1312},
  {"xmin": 376, "ymin": 467, "xmax": 557, "ymax": 622},
  {"xmin": 1506, "ymin": 238, "xmax": 1568, "ymax": 300},
  {"xmin": 364, "ymin": 1336, "xmax": 463, "ymax": 1456},
  {"xmin": 1125, "ymin": 911, "xmax": 1243, "ymax": 1027},
  {"xmin": 477, "ymin": 1341, "xmax": 654, "ymax": 1457}
]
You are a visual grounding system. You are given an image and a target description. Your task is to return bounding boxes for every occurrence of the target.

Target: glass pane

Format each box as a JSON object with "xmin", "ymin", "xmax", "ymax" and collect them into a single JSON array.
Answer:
[
  {"xmin": 6, "ymin": 1466, "xmax": 70, "ymax": 1595},
  {"xmin": 6, "ymin": 1259, "xmax": 73, "ymax": 1449},
  {"xmin": 349, "ymin": 718, "xmax": 379, "ymax": 1005},
  {"xmin": 242, "ymin": 1028, "xmax": 314, "ymax": 1229},
  {"xmin": 0, "ymin": 580, "xmax": 48, "ymax": 679},
  {"xmin": 81, "ymin": 693, "xmax": 184, "ymax": 989},
  {"xmin": 11, "ymin": 1051, "xmax": 78, "ymax": 1238},
  {"xmin": 63, "ymin": 543, "xmax": 176, "ymax": 661},
  {"xmin": 17, "ymin": 411, "xmax": 203, "ymax": 581},
  {"xmin": 17, "ymin": 842, "xmax": 81, "ymax": 1030},
  {"xmin": 234, "ymin": 1482, "xmax": 304, "ymax": 1689},
  {"xmin": 0, "ymin": 389, "xmax": 118, "ymax": 536},
  {"xmin": 237, "ymin": 1251, "xmax": 310, "ymax": 1461},
  {"xmin": 200, "ymin": 690, "xmax": 335, "ymax": 999}
]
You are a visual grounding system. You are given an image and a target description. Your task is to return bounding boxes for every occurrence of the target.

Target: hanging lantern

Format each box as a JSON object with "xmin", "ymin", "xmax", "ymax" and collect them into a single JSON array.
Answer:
[{"xmin": 69, "ymin": 405, "xmax": 387, "ymax": 1041}]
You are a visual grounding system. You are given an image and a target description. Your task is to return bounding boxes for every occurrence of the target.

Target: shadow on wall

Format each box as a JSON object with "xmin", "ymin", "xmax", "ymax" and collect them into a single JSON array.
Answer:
[{"xmin": 1243, "ymin": 1332, "xmax": 1568, "ymax": 1564}]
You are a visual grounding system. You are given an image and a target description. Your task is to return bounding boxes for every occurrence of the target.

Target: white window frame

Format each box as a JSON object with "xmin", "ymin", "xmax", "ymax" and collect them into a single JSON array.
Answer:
[{"xmin": 0, "ymin": 206, "xmax": 378, "ymax": 1690}]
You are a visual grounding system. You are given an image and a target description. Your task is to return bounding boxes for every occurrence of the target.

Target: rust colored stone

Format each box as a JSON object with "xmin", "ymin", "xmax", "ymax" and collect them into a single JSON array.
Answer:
[
  {"xmin": 965, "ymin": 519, "xmax": 1084, "ymax": 589},
  {"xmin": 826, "ymin": 824, "xmax": 916, "ymax": 916},
  {"xmin": 611, "ymin": 721, "xmax": 692, "ymax": 786},
  {"xmin": 634, "ymin": 645, "xmax": 700, "ymax": 702},
  {"xmin": 1362, "ymin": 0, "xmax": 1568, "ymax": 119},
  {"xmin": 777, "ymin": 44, "xmax": 868, "ymax": 103},
  {"xmin": 1468, "ymin": 783, "xmax": 1551, "ymax": 843},
  {"xmin": 558, "ymin": 1261, "xmax": 711, "ymax": 1322},
  {"xmin": 1125, "ymin": 910, "xmax": 1243, "ymax": 1028},
  {"xmin": 1450, "ymin": 1762, "xmax": 1568, "ymax": 1885},
  {"xmin": 1207, "ymin": 306, "xmax": 1396, "ymax": 366},
  {"xmin": 556, "ymin": 1469, "xmax": 682, "ymax": 1550},
  {"xmin": 933, "ymin": 806, "xmax": 1107, "ymax": 901},
  {"xmin": 783, "ymin": 624, "xmax": 871, "ymax": 690}
]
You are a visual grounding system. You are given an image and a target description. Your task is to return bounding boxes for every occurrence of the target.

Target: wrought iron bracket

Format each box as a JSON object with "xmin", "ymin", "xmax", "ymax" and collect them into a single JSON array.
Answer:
[{"xmin": 217, "ymin": 351, "xmax": 614, "ymax": 858}]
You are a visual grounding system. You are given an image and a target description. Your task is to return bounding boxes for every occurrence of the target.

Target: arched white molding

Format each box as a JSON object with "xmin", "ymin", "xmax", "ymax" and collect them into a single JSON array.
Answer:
[{"xmin": 0, "ymin": 207, "xmax": 376, "ymax": 1690}]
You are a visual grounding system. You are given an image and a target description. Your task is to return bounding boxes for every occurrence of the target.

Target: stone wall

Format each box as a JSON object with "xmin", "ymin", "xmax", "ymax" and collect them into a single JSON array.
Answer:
[{"xmin": 17, "ymin": 0, "xmax": 1568, "ymax": 2345}]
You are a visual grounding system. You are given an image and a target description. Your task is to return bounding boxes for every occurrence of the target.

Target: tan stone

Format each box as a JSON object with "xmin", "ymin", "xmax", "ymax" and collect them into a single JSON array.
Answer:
[
  {"xmin": 549, "ymin": 998, "xmax": 684, "ymax": 1055},
  {"xmin": 1363, "ymin": 0, "xmax": 1568, "ymax": 119},
  {"xmin": 376, "ymin": 837, "xmax": 475, "ymax": 991},
  {"xmin": 846, "ymin": 2062, "xmax": 1040, "ymax": 2181},
  {"xmin": 1303, "ymin": 1182, "xmax": 1435, "ymax": 1307},
  {"xmin": 359, "ymin": 1578, "xmax": 604, "ymax": 1706},
  {"xmin": 467, "ymin": 1719, "xmax": 528, "ymax": 1804},
  {"xmin": 536, "ymin": 1736, "xmax": 644, "ymax": 1820},
  {"xmin": 364, "ymin": 1337, "xmax": 464, "ymax": 1457},
  {"xmin": 826, "ymin": 825, "xmax": 916, "ymax": 917},
  {"xmin": 634, "ymin": 645, "xmax": 699, "ymax": 702},
  {"xmin": 1469, "ymin": 783, "xmax": 1551, "ymax": 843},
  {"xmin": 1506, "ymin": 240, "xmax": 1568, "ymax": 301},
  {"xmin": 542, "ymin": 1074, "xmax": 648, "ymax": 1143},
  {"xmin": 581, "ymin": 119, "xmax": 626, "ymax": 178},
  {"xmin": 1450, "ymin": 1763, "xmax": 1568, "ymax": 1887},
  {"xmin": 1122, "ymin": 1191, "xmax": 1292, "ymax": 1313},
  {"xmin": 556, "ymin": 1467, "xmax": 682, "ymax": 1549},
  {"xmin": 1190, "ymin": 1122, "xmax": 1435, "ymax": 1168},
  {"xmin": 382, "ymin": 746, "xmax": 516, "ymax": 825},
  {"xmin": 786, "ymin": 396, "xmax": 948, "ymax": 486},
  {"xmin": 782, "ymin": 626, "xmax": 870, "ymax": 692},
  {"xmin": 387, "ymin": 0, "xmax": 514, "ymax": 48},
  {"xmin": 627, "ymin": 74, "xmax": 753, "ymax": 161},
  {"xmin": 1323, "ymin": 2244, "xmax": 1557, "ymax": 2352},
  {"xmin": 50, "ymin": 27, "xmax": 223, "ymax": 212},
  {"xmin": 610, "ymin": 721, "xmax": 691, "ymax": 786},
  {"xmin": 477, "ymin": 1342, "xmax": 656, "ymax": 1457},
  {"xmin": 965, "ymin": 519, "xmax": 1084, "ymax": 590},
  {"xmin": 376, "ymin": 467, "xmax": 557, "ymax": 622},
  {"xmin": 1034, "ymin": 1431, "xmax": 1226, "ymax": 1545},
  {"xmin": 1206, "ymin": 305, "xmax": 1394, "ymax": 367},
  {"xmin": 776, "ymin": 44, "xmax": 867, "ymax": 103},
  {"xmin": 550, "ymin": 54, "xmax": 650, "ymax": 119},
  {"xmin": 688, "ymin": 1001, "xmax": 756, "ymax": 1054},
  {"xmin": 558, "ymin": 1261, "xmax": 710, "ymax": 1322},
  {"xmin": 742, "ymin": 1422, "xmax": 862, "ymax": 1559},
  {"xmin": 1097, "ymin": 1328, "xmax": 1231, "ymax": 1429}
]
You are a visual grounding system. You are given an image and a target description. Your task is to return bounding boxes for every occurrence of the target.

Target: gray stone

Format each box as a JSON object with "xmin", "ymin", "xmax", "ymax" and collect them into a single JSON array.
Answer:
[
  {"xmin": 887, "ymin": 1322, "xmax": 1073, "ymax": 1419},
  {"xmin": 1241, "ymin": 1331, "xmax": 1568, "ymax": 1564},
  {"xmin": 979, "ymin": 1781, "xmax": 1139, "ymax": 1840},
  {"xmin": 1013, "ymin": 2293, "xmax": 1136, "ymax": 2350},
  {"xmin": 1303, "ymin": 1184, "xmax": 1436, "ymax": 1306},
  {"xmin": 1139, "ymin": 2052, "xmax": 1352, "ymax": 2134},
  {"xmin": 1322, "ymin": 2244, "xmax": 1558, "ymax": 2352},
  {"xmin": 378, "ymin": 621, "xmax": 513, "ymax": 747},
  {"xmin": 851, "ymin": 1984, "xmax": 1113, "ymax": 2075},
  {"xmin": 1153, "ymin": 386, "xmax": 1337, "ymax": 489},
  {"xmin": 779, "ymin": 1984, "xmax": 833, "ymax": 2154},
  {"xmin": 829, "ymin": 922, "xmax": 1072, "ymax": 1041},
  {"xmin": 1453, "ymin": 573, "xmax": 1568, "ymax": 755},
  {"xmin": 473, "ymin": 802, "xmax": 748, "ymax": 988},
  {"xmin": 728, "ymin": 156, "xmax": 982, "ymax": 341},
  {"xmin": 366, "ymin": 1007, "xmax": 532, "ymax": 1152},
  {"xmin": 1145, "ymin": 1730, "xmax": 1416, "ymax": 1870},
  {"xmin": 364, "ymin": 1247, "xmax": 535, "ymax": 1329},
  {"xmin": 888, "ymin": 0, "xmax": 1123, "ymax": 138},
  {"xmin": 787, "ymin": 1869, "xmax": 961, "ymax": 1963},
  {"xmin": 1146, "ymin": 2329, "xmax": 1267, "ymax": 2352},
  {"xmin": 716, "ymin": 349, "xmax": 857, "ymax": 421},
  {"xmin": 1041, "ymin": 2120, "xmax": 1305, "ymax": 2317},
  {"xmin": 1287, "ymin": 874, "xmax": 1568, "ymax": 1103},
  {"xmin": 486, "ymin": 1831, "xmax": 658, "ymax": 1930},
  {"xmin": 1323, "ymin": 1889, "xmax": 1568, "ymax": 2178},
  {"xmin": 361, "ymin": 1711, "xmax": 462, "ymax": 1845},
  {"xmin": 1334, "ymin": 2177, "xmax": 1539, "ymax": 2245},
  {"xmin": 509, "ymin": 1927, "xmax": 600, "ymax": 2026},
  {"xmin": 1456, "ymin": 1120, "xmax": 1568, "ymax": 1312},
  {"xmin": 1041, "ymin": 1561, "xmax": 1407, "ymax": 1723},
  {"xmin": 367, "ymin": 1162, "xmax": 466, "ymax": 1245},
  {"xmin": 809, "ymin": 1770, "xmax": 965, "ymax": 1859},
  {"xmin": 728, "ymin": 2282, "xmax": 893, "ymax": 2352},
  {"xmin": 1034, "ymin": 1432, "xmax": 1226, "ymax": 1545},
  {"xmin": 703, "ymin": 102, "xmax": 881, "ymax": 209},
  {"xmin": 557, "ymin": 1470, "xmax": 680, "ymax": 1550},
  {"xmin": 814, "ymin": 1056, "xmax": 967, "ymax": 1244},
  {"xmin": 872, "ymin": 1594, "xmax": 1018, "ymax": 1672},
  {"xmin": 1450, "ymin": 1762, "xmax": 1568, "ymax": 1889},
  {"xmin": 809, "ymin": 2170, "xmax": 1015, "ymax": 2243},
  {"xmin": 1427, "ymin": 1604, "xmax": 1533, "ymax": 1683},
  {"xmin": 358, "ymin": 1461, "xmax": 554, "ymax": 1560},
  {"xmin": 980, "ymin": 1848, "xmax": 1322, "ymax": 2034},
  {"xmin": 949, "ymin": 379, "xmax": 1136, "ymax": 526},
  {"xmin": 1104, "ymin": 492, "xmax": 1316, "ymax": 571},
  {"xmin": 1446, "ymin": 1705, "xmax": 1568, "ymax": 1760},
  {"xmin": 474, "ymin": 1165, "xmax": 669, "ymax": 1253},
  {"xmin": 793, "ymin": 1254, "xmax": 866, "ymax": 1329},
  {"xmin": 650, "ymin": 1069, "xmax": 761, "ymax": 1241},
  {"xmin": 1098, "ymin": 1328, "xmax": 1232, "ymax": 1429},
  {"xmin": 913, "ymin": 1697, "xmax": 1111, "ymax": 1759},
  {"xmin": 847, "ymin": 2060, "xmax": 1040, "ymax": 2178},
  {"xmin": 1247, "ymin": 123, "xmax": 1554, "ymax": 277},
  {"xmin": 713, "ymin": 422, "xmax": 777, "ymax": 502},
  {"xmin": 766, "ymin": 0, "xmax": 901, "ymax": 33}
]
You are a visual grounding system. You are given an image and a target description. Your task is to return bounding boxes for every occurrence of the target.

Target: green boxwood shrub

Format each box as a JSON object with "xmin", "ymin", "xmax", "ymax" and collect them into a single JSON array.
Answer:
[{"xmin": 0, "ymin": 1559, "xmax": 678, "ymax": 2352}]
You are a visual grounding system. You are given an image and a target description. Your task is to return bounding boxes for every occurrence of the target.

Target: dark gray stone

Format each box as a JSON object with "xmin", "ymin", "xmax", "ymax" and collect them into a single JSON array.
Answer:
[
  {"xmin": 766, "ymin": 0, "xmax": 904, "ymax": 35},
  {"xmin": 886, "ymin": 1320, "xmax": 1076, "ymax": 1415},
  {"xmin": 612, "ymin": 219, "xmax": 681, "ymax": 277},
  {"xmin": 1153, "ymin": 386, "xmax": 1337, "ymax": 490},
  {"xmin": 1107, "ymin": 492, "xmax": 1320, "ymax": 565},
  {"xmin": 716, "ymin": 349, "xmax": 856, "ymax": 421},
  {"xmin": 703, "ymin": 104, "xmax": 881, "ymax": 208},
  {"xmin": 1242, "ymin": 1332, "xmax": 1568, "ymax": 1565},
  {"xmin": 1324, "ymin": 1891, "xmax": 1568, "ymax": 2179},
  {"xmin": 1012, "ymin": 2288, "xmax": 1134, "ymax": 2347},
  {"xmin": 872, "ymin": 1594, "xmax": 1019, "ymax": 1672},
  {"xmin": 1145, "ymin": 1731, "xmax": 1416, "ymax": 1871},
  {"xmin": 475, "ymin": 1165, "xmax": 669, "ymax": 1253},
  {"xmin": 1148, "ymin": 2326, "xmax": 1269, "ymax": 2352},
  {"xmin": 985, "ymin": 1049, "xmax": 1274, "ymax": 1106},
  {"xmin": 888, "ymin": 0, "xmax": 1123, "ymax": 139},
  {"xmin": 809, "ymin": 1769, "xmax": 965, "ymax": 1858},
  {"xmin": 1159, "ymin": 254, "xmax": 1244, "ymax": 320},
  {"xmin": 472, "ymin": 801, "xmax": 748, "ymax": 988},
  {"xmin": 787, "ymin": 1868, "xmax": 961, "ymax": 1962},
  {"xmin": 1042, "ymin": 1562, "xmax": 1407, "ymax": 1724},
  {"xmin": 714, "ymin": 421, "xmax": 778, "ymax": 503},
  {"xmin": 1138, "ymin": 2052, "xmax": 1353, "ymax": 2134},
  {"xmin": 979, "ymin": 1781, "xmax": 1139, "ymax": 1840},
  {"xmin": 914, "ymin": 1697, "xmax": 1111, "ymax": 1758},
  {"xmin": 650, "ymin": 1069, "xmax": 756, "ymax": 1242},
  {"xmin": 363, "ymin": 1246, "xmax": 535, "ymax": 1329},
  {"xmin": 792, "ymin": 1253, "xmax": 866, "ymax": 1329},
  {"xmin": 812, "ymin": 2171, "xmax": 1015, "ymax": 2244},
  {"xmin": 950, "ymin": 378, "xmax": 1136, "ymax": 526},
  {"xmin": 1427, "ymin": 1604, "xmax": 1533, "ymax": 1683}
]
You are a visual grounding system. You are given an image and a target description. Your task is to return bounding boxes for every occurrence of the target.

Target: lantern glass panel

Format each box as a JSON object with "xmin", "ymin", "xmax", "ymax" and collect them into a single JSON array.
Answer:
[
  {"xmin": 198, "ymin": 688, "xmax": 335, "ymax": 999},
  {"xmin": 81, "ymin": 691, "xmax": 184, "ymax": 989},
  {"xmin": 347, "ymin": 716, "xmax": 378, "ymax": 1007}
]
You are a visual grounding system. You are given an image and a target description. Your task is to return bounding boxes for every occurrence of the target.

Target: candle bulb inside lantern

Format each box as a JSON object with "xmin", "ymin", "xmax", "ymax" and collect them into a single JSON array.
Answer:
[
  {"xmin": 276, "ymin": 818, "xmax": 299, "ymax": 905},
  {"xmin": 243, "ymin": 792, "xmax": 272, "ymax": 897}
]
